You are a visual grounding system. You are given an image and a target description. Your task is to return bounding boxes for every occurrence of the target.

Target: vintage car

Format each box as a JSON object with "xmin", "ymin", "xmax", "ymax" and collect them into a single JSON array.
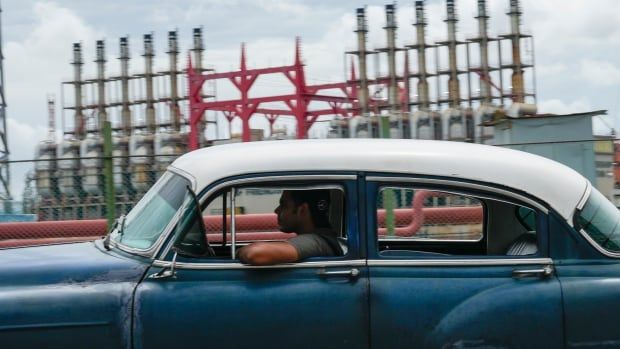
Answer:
[{"xmin": 1, "ymin": 139, "xmax": 619, "ymax": 349}]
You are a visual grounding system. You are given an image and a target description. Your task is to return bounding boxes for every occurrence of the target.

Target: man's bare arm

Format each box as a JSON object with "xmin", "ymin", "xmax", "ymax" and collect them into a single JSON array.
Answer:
[{"xmin": 236, "ymin": 242, "xmax": 299, "ymax": 266}]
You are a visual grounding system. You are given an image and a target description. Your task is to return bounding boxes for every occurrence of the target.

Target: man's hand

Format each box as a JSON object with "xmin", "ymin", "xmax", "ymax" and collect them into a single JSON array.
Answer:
[{"xmin": 236, "ymin": 242, "xmax": 299, "ymax": 266}]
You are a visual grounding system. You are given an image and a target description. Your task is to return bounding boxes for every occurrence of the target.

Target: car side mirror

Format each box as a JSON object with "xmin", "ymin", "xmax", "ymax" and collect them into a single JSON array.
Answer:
[{"xmin": 148, "ymin": 250, "xmax": 178, "ymax": 280}]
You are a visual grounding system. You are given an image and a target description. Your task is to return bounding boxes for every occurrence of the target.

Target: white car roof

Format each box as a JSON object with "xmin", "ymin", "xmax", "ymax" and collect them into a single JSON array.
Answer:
[{"xmin": 170, "ymin": 139, "xmax": 589, "ymax": 221}]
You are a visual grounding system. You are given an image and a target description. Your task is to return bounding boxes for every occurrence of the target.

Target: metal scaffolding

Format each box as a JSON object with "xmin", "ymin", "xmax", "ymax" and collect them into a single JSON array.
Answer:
[{"xmin": 0, "ymin": 2, "xmax": 12, "ymax": 211}]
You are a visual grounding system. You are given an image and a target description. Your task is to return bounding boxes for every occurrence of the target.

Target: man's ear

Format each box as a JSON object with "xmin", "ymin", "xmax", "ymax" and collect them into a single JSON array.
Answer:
[{"xmin": 297, "ymin": 202, "xmax": 310, "ymax": 216}]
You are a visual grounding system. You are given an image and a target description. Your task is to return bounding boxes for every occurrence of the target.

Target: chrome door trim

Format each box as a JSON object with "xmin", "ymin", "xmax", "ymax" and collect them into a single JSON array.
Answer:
[
  {"xmin": 366, "ymin": 176, "xmax": 548, "ymax": 214},
  {"xmin": 577, "ymin": 228, "xmax": 620, "ymax": 259},
  {"xmin": 367, "ymin": 257, "xmax": 553, "ymax": 267},
  {"xmin": 157, "ymin": 174, "xmax": 356, "ymax": 259},
  {"xmin": 151, "ymin": 259, "xmax": 366, "ymax": 271}
]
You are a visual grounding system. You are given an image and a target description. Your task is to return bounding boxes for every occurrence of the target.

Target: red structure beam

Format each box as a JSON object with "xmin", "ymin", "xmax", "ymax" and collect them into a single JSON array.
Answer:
[{"xmin": 187, "ymin": 38, "xmax": 361, "ymax": 149}]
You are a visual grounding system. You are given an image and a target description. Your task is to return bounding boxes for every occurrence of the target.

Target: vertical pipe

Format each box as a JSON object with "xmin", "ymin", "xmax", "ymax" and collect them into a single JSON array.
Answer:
[
  {"xmin": 497, "ymin": 40, "xmax": 504, "ymax": 107},
  {"xmin": 445, "ymin": 0, "xmax": 460, "ymax": 108},
  {"xmin": 95, "ymin": 40, "xmax": 107, "ymax": 131},
  {"xmin": 191, "ymin": 27, "xmax": 206, "ymax": 146},
  {"xmin": 168, "ymin": 30, "xmax": 180, "ymax": 132},
  {"xmin": 476, "ymin": 0, "xmax": 492, "ymax": 104},
  {"xmin": 508, "ymin": 0, "xmax": 524, "ymax": 103},
  {"xmin": 414, "ymin": 1, "xmax": 430, "ymax": 110},
  {"xmin": 143, "ymin": 33, "xmax": 156, "ymax": 133},
  {"xmin": 466, "ymin": 43, "xmax": 472, "ymax": 107},
  {"xmin": 119, "ymin": 37, "xmax": 132, "ymax": 135},
  {"xmin": 355, "ymin": 8, "xmax": 371, "ymax": 135},
  {"xmin": 72, "ymin": 43, "xmax": 84, "ymax": 139}
]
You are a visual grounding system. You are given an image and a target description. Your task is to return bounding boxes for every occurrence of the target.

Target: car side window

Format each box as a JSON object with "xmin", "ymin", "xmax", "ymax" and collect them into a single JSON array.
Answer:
[
  {"xmin": 176, "ymin": 184, "xmax": 348, "ymax": 261},
  {"xmin": 375, "ymin": 186, "xmax": 539, "ymax": 257}
]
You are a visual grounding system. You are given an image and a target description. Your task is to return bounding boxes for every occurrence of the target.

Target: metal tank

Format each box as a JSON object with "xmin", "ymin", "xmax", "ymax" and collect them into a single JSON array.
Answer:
[
  {"xmin": 129, "ymin": 129, "xmax": 155, "ymax": 193},
  {"xmin": 80, "ymin": 129, "xmax": 104, "ymax": 196},
  {"xmin": 34, "ymin": 140, "xmax": 57, "ymax": 199},
  {"xmin": 57, "ymin": 136, "xmax": 81, "ymax": 197},
  {"xmin": 154, "ymin": 129, "xmax": 186, "ymax": 175},
  {"xmin": 414, "ymin": 110, "xmax": 434, "ymax": 140},
  {"xmin": 328, "ymin": 117, "xmax": 351, "ymax": 139},
  {"xmin": 442, "ymin": 108, "xmax": 467, "ymax": 141}
]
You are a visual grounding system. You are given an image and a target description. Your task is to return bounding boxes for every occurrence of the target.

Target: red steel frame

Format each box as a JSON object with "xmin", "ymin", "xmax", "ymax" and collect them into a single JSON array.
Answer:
[{"xmin": 187, "ymin": 38, "xmax": 360, "ymax": 149}]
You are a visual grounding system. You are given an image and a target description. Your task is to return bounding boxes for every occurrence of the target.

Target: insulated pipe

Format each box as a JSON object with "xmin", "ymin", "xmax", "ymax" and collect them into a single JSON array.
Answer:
[
  {"xmin": 355, "ymin": 8, "xmax": 371, "ymax": 135},
  {"xmin": 95, "ymin": 40, "xmax": 107, "ymax": 130},
  {"xmin": 445, "ymin": 0, "xmax": 460, "ymax": 108},
  {"xmin": 168, "ymin": 30, "xmax": 180, "ymax": 132},
  {"xmin": 119, "ymin": 37, "xmax": 132, "ymax": 135},
  {"xmin": 72, "ymin": 43, "xmax": 84, "ymax": 139},
  {"xmin": 143, "ymin": 33, "xmax": 156, "ymax": 133},
  {"xmin": 508, "ymin": 0, "xmax": 524, "ymax": 103},
  {"xmin": 414, "ymin": 1, "xmax": 430, "ymax": 110},
  {"xmin": 476, "ymin": 0, "xmax": 492, "ymax": 104}
]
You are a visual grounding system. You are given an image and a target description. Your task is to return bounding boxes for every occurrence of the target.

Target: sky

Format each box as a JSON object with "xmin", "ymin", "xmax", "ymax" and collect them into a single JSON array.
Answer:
[{"xmin": 2, "ymin": 0, "xmax": 620, "ymax": 199}]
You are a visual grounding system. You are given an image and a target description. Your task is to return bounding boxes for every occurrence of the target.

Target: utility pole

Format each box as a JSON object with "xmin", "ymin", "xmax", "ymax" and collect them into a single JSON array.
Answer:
[{"xmin": 0, "ymin": 2, "xmax": 12, "ymax": 213}]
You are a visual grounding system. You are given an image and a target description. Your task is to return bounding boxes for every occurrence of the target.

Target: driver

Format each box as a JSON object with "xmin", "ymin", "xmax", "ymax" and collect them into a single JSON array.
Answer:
[{"xmin": 236, "ymin": 189, "xmax": 342, "ymax": 265}]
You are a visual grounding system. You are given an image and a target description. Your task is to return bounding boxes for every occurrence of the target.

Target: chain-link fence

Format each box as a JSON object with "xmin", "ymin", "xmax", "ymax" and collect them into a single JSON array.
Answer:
[{"xmin": 0, "ymin": 155, "xmax": 171, "ymax": 248}]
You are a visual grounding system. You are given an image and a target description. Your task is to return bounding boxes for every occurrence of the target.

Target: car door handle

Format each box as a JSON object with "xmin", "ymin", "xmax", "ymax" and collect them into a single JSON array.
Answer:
[
  {"xmin": 317, "ymin": 268, "xmax": 360, "ymax": 279},
  {"xmin": 512, "ymin": 265, "xmax": 554, "ymax": 279}
]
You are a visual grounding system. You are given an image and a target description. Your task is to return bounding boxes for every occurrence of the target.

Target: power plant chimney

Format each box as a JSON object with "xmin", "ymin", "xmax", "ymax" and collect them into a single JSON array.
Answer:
[
  {"xmin": 167, "ymin": 30, "xmax": 180, "ymax": 132},
  {"xmin": 47, "ymin": 96, "xmax": 56, "ymax": 142},
  {"xmin": 475, "ymin": 0, "xmax": 492, "ymax": 104},
  {"xmin": 507, "ymin": 0, "xmax": 524, "ymax": 103},
  {"xmin": 95, "ymin": 40, "xmax": 107, "ymax": 131},
  {"xmin": 71, "ymin": 43, "xmax": 84, "ymax": 139},
  {"xmin": 119, "ymin": 36, "xmax": 132, "ymax": 135},
  {"xmin": 143, "ymin": 33, "xmax": 156, "ymax": 133},
  {"xmin": 414, "ymin": 0, "xmax": 431, "ymax": 110},
  {"xmin": 384, "ymin": 4, "xmax": 399, "ymax": 116},
  {"xmin": 354, "ymin": 7, "xmax": 371, "ymax": 136},
  {"xmin": 445, "ymin": 0, "xmax": 461, "ymax": 108},
  {"xmin": 191, "ymin": 27, "xmax": 206, "ymax": 146}
]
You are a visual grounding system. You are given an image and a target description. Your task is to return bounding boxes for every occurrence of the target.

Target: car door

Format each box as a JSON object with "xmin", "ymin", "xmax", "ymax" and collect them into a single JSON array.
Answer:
[
  {"xmin": 133, "ymin": 175, "xmax": 369, "ymax": 349},
  {"xmin": 365, "ymin": 176, "xmax": 564, "ymax": 349}
]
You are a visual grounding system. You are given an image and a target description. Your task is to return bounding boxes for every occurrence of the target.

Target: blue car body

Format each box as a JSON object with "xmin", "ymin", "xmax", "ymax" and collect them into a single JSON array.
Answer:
[{"xmin": 2, "ymin": 140, "xmax": 620, "ymax": 349}]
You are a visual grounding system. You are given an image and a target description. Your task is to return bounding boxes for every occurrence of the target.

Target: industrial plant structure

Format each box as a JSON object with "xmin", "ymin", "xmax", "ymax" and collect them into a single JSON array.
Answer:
[{"xmin": 26, "ymin": 0, "xmax": 538, "ymax": 220}]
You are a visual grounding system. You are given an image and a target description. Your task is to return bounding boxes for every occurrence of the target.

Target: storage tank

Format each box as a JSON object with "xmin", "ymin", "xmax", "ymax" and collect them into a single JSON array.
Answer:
[
  {"xmin": 442, "ymin": 108, "xmax": 466, "ymax": 141},
  {"xmin": 414, "ymin": 111, "xmax": 434, "ymax": 140},
  {"xmin": 57, "ymin": 136, "xmax": 81, "ymax": 197},
  {"xmin": 80, "ymin": 131, "xmax": 104, "ymax": 196},
  {"xmin": 129, "ymin": 130, "xmax": 155, "ymax": 193},
  {"xmin": 34, "ymin": 140, "xmax": 57, "ymax": 199},
  {"xmin": 154, "ymin": 130, "xmax": 186, "ymax": 175},
  {"xmin": 328, "ymin": 117, "xmax": 351, "ymax": 139}
]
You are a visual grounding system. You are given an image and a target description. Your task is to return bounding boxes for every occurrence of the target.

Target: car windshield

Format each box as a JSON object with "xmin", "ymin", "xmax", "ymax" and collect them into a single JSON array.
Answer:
[
  {"xmin": 577, "ymin": 188, "xmax": 620, "ymax": 253},
  {"xmin": 112, "ymin": 171, "xmax": 191, "ymax": 250}
]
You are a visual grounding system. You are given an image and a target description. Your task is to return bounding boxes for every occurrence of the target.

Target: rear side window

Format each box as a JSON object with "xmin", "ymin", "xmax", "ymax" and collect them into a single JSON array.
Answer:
[{"xmin": 576, "ymin": 189, "xmax": 620, "ymax": 254}]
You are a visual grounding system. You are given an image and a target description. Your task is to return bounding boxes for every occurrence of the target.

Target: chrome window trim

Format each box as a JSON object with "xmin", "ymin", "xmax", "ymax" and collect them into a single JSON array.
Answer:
[
  {"xmin": 367, "ymin": 257, "xmax": 553, "ymax": 267},
  {"xmin": 367, "ymin": 176, "xmax": 549, "ymax": 214},
  {"xmin": 151, "ymin": 259, "xmax": 366, "ymax": 270},
  {"xmin": 578, "ymin": 228, "xmax": 620, "ymax": 259},
  {"xmin": 157, "ymin": 174, "xmax": 356, "ymax": 259},
  {"xmin": 575, "ymin": 181, "xmax": 592, "ymax": 211},
  {"xmin": 168, "ymin": 166, "xmax": 198, "ymax": 191}
]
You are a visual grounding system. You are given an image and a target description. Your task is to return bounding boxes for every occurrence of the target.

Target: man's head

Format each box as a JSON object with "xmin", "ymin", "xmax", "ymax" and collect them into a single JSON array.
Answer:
[{"xmin": 274, "ymin": 189, "xmax": 331, "ymax": 234}]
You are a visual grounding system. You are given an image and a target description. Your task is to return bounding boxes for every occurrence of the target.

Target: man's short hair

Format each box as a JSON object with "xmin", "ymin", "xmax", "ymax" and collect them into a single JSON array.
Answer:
[{"xmin": 288, "ymin": 189, "xmax": 331, "ymax": 228}]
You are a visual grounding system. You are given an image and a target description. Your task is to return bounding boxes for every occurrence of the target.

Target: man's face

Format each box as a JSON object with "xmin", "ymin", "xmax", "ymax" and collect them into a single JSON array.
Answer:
[{"xmin": 274, "ymin": 191, "xmax": 302, "ymax": 233}]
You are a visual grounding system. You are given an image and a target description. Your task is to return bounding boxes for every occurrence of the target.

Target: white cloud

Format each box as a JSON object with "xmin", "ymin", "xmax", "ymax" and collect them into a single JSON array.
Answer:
[
  {"xmin": 538, "ymin": 98, "xmax": 593, "ymax": 115},
  {"xmin": 579, "ymin": 59, "xmax": 620, "ymax": 87}
]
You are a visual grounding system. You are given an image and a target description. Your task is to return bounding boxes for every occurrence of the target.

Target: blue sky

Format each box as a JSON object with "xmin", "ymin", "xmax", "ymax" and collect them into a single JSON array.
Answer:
[{"xmin": 2, "ymin": 0, "xmax": 620, "ymax": 197}]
